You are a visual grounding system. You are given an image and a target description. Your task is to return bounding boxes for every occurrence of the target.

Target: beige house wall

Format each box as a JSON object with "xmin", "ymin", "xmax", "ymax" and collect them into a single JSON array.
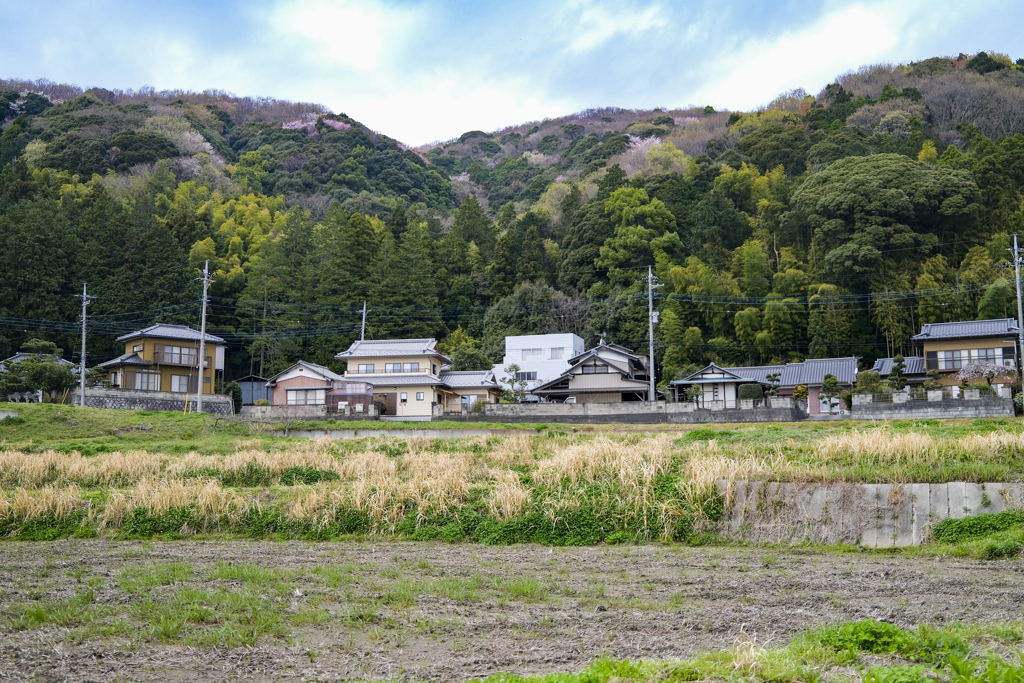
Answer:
[
  {"xmin": 344, "ymin": 355, "xmax": 444, "ymax": 377},
  {"xmin": 108, "ymin": 337, "xmax": 222, "ymax": 396},
  {"xmin": 920, "ymin": 338, "xmax": 1017, "ymax": 387}
]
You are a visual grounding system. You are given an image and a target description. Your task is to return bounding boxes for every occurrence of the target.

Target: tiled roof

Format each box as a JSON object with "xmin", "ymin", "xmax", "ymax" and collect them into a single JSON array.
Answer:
[
  {"xmin": 335, "ymin": 338, "xmax": 450, "ymax": 361},
  {"xmin": 1, "ymin": 353, "xmax": 76, "ymax": 370},
  {"xmin": 267, "ymin": 360, "xmax": 344, "ymax": 384},
  {"xmin": 780, "ymin": 357, "xmax": 857, "ymax": 387},
  {"xmin": 872, "ymin": 356, "xmax": 927, "ymax": 376},
  {"xmin": 97, "ymin": 352, "xmax": 153, "ymax": 369},
  {"xmin": 440, "ymin": 370, "xmax": 498, "ymax": 389},
  {"xmin": 911, "ymin": 318, "xmax": 1019, "ymax": 341},
  {"xmin": 116, "ymin": 324, "xmax": 225, "ymax": 344},
  {"xmin": 352, "ymin": 374, "xmax": 446, "ymax": 387}
]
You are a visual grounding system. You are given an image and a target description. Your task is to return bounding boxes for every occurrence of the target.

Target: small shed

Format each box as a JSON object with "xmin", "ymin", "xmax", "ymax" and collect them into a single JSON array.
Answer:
[{"xmin": 235, "ymin": 375, "xmax": 271, "ymax": 405}]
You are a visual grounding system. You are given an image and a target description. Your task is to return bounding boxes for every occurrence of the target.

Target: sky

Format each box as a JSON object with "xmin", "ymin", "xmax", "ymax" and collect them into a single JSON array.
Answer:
[{"xmin": 2, "ymin": 0, "xmax": 1023, "ymax": 145}]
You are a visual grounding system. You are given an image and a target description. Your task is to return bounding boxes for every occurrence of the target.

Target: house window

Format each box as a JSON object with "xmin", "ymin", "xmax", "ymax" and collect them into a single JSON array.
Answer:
[
  {"xmin": 462, "ymin": 394, "xmax": 478, "ymax": 407},
  {"xmin": 357, "ymin": 364, "xmax": 375, "ymax": 374},
  {"xmin": 550, "ymin": 348, "xmax": 563, "ymax": 360},
  {"xmin": 385, "ymin": 363, "xmax": 401, "ymax": 373},
  {"xmin": 515, "ymin": 371, "xmax": 537, "ymax": 381},
  {"xmin": 287, "ymin": 389, "xmax": 325, "ymax": 405},
  {"xmin": 521, "ymin": 348, "xmax": 543, "ymax": 361},
  {"xmin": 170, "ymin": 375, "xmax": 190, "ymax": 393},
  {"xmin": 134, "ymin": 370, "xmax": 160, "ymax": 391},
  {"xmin": 161, "ymin": 345, "xmax": 198, "ymax": 366},
  {"xmin": 403, "ymin": 362, "xmax": 419, "ymax": 372},
  {"xmin": 400, "ymin": 392, "xmax": 408, "ymax": 404},
  {"xmin": 416, "ymin": 392, "xmax": 424, "ymax": 401},
  {"xmin": 432, "ymin": 364, "xmax": 437, "ymax": 375},
  {"xmin": 971, "ymin": 348, "xmax": 997, "ymax": 363},
  {"xmin": 937, "ymin": 350, "xmax": 967, "ymax": 370},
  {"xmin": 582, "ymin": 365, "xmax": 609, "ymax": 374},
  {"xmin": 132, "ymin": 344, "xmax": 143, "ymax": 353}
]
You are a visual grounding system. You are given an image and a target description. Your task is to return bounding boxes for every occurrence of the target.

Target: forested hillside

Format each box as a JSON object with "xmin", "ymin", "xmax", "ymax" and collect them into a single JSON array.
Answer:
[{"xmin": 2, "ymin": 51, "xmax": 1024, "ymax": 385}]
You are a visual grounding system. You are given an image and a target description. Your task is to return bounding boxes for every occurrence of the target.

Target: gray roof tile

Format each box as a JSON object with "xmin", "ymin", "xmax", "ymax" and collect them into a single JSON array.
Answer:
[
  {"xmin": 440, "ymin": 370, "xmax": 498, "ymax": 389},
  {"xmin": 871, "ymin": 356, "xmax": 926, "ymax": 376},
  {"xmin": 335, "ymin": 338, "xmax": 451, "ymax": 361},
  {"xmin": 97, "ymin": 352, "xmax": 153, "ymax": 369},
  {"xmin": 780, "ymin": 358, "xmax": 857, "ymax": 386},
  {"xmin": 911, "ymin": 318, "xmax": 1019, "ymax": 341},
  {"xmin": 267, "ymin": 360, "xmax": 344, "ymax": 384},
  {"xmin": 116, "ymin": 324, "xmax": 225, "ymax": 344}
]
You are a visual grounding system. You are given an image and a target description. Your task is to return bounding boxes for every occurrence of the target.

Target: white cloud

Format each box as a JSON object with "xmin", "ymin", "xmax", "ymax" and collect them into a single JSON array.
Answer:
[
  {"xmin": 270, "ymin": 0, "xmax": 426, "ymax": 71},
  {"xmin": 562, "ymin": 0, "xmax": 667, "ymax": 54},
  {"xmin": 691, "ymin": 1, "xmax": 922, "ymax": 110}
]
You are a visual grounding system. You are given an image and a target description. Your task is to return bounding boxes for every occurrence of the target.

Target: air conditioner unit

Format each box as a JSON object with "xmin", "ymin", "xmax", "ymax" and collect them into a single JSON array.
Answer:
[{"xmin": 1003, "ymin": 359, "xmax": 1015, "ymax": 368}]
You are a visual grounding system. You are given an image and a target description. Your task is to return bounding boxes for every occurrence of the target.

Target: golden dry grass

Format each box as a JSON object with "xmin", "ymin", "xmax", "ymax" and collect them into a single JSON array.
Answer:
[
  {"xmin": 9, "ymin": 484, "xmax": 84, "ymax": 521},
  {"xmin": 100, "ymin": 478, "xmax": 249, "ymax": 528}
]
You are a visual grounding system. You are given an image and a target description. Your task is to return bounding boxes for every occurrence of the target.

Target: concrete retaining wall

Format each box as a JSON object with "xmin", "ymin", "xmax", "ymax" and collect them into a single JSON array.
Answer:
[
  {"xmin": 716, "ymin": 480, "xmax": 1024, "ymax": 547},
  {"xmin": 69, "ymin": 388, "xmax": 234, "ymax": 415},
  {"xmin": 436, "ymin": 400, "xmax": 803, "ymax": 424},
  {"xmin": 853, "ymin": 398, "xmax": 1014, "ymax": 420},
  {"xmin": 0, "ymin": 410, "xmax": 18, "ymax": 420},
  {"xmin": 277, "ymin": 428, "xmax": 500, "ymax": 439},
  {"xmin": 240, "ymin": 404, "xmax": 380, "ymax": 420}
]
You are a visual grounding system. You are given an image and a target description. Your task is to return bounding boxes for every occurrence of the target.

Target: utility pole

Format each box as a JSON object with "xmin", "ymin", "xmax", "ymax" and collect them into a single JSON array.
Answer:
[
  {"xmin": 645, "ymin": 266, "xmax": 661, "ymax": 402},
  {"xmin": 360, "ymin": 300, "xmax": 368, "ymax": 341},
  {"xmin": 77, "ymin": 283, "xmax": 94, "ymax": 407},
  {"xmin": 1010, "ymin": 235, "xmax": 1024, "ymax": 375},
  {"xmin": 196, "ymin": 260, "xmax": 215, "ymax": 414}
]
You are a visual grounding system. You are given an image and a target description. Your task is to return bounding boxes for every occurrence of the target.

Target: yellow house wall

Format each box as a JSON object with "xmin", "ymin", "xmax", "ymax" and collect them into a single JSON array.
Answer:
[
  {"xmin": 919, "ymin": 338, "xmax": 1017, "ymax": 387},
  {"xmin": 110, "ymin": 338, "xmax": 220, "ymax": 394},
  {"xmin": 371, "ymin": 384, "xmax": 438, "ymax": 418},
  {"xmin": 344, "ymin": 355, "xmax": 445, "ymax": 377}
]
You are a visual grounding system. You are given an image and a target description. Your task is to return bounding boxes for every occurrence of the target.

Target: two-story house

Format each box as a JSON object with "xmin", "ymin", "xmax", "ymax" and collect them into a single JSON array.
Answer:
[
  {"xmin": 902, "ymin": 318, "xmax": 1019, "ymax": 395},
  {"xmin": 98, "ymin": 324, "xmax": 226, "ymax": 395},
  {"xmin": 335, "ymin": 338, "xmax": 500, "ymax": 419},
  {"xmin": 530, "ymin": 339, "xmax": 651, "ymax": 403},
  {"xmin": 491, "ymin": 333, "xmax": 585, "ymax": 400}
]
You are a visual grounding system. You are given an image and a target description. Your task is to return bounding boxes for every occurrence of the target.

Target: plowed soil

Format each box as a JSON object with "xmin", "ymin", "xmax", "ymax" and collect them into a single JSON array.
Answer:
[{"xmin": 1, "ymin": 540, "xmax": 1022, "ymax": 682}]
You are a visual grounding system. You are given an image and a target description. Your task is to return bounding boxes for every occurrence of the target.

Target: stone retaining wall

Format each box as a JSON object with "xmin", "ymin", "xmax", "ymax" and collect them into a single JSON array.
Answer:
[
  {"xmin": 716, "ymin": 479, "xmax": 1024, "ymax": 547},
  {"xmin": 69, "ymin": 388, "xmax": 234, "ymax": 415},
  {"xmin": 853, "ymin": 397, "xmax": 1014, "ymax": 420}
]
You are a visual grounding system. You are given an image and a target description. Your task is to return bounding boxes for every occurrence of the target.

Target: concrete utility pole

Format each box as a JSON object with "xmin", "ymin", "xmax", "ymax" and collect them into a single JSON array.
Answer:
[
  {"xmin": 77, "ymin": 283, "xmax": 94, "ymax": 407},
  {"xmin": 196, "ymin": 261, "xmax": 215, "ymax": 413},
  {"xmin": 360, "ymin": 300, "xmax": 368, "ymax": 341},
  {"xmin": 1011, "ymin": 234, "xmax": 1024, "ymax": 375},
  {"xmin": 645, "ymin": 266, "xmax": 661, "ymax": 402}
]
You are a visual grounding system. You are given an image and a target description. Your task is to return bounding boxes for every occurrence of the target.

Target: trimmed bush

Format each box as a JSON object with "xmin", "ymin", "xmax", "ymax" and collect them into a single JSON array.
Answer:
[{"xmin": 737, "ymin": 384, "xmax": 763, "ymax": 401}]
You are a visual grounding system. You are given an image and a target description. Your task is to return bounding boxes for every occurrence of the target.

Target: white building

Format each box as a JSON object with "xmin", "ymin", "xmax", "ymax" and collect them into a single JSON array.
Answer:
[{"xmin": 492, "ymin": 333, "xmax": 585, "ymax": 399}]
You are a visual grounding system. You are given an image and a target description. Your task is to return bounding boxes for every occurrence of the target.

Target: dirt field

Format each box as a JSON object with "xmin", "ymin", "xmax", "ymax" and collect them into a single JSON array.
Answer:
[{"xmin": 1, "ymin": 540, "xmax": 1022, "ymax": 682}]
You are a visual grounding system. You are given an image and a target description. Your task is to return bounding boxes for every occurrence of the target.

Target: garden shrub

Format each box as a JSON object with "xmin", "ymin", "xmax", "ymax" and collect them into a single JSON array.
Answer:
[{"xmin": 737, "ymin": 384, "xmax": 763, "ymax": 401}]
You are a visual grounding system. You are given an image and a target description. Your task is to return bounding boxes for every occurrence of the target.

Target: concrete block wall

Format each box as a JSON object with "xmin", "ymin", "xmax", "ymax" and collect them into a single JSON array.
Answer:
[
  {"xmin": 69, "ymin": 388, "xmax": 234, "ymax": 415},
  {"xmin": 853, "ymin": 398, "xmax": 1014, "ymax": 420},
  {"xmin": 0, "ymin": 410, "xmax": 18, "ymax": 420},
  {"xmin": 716, "ymin": 480, "xmax": 1024, "ymax": 547},
  {"xmin": 435, "ymin": 400, "xmax": 805, "ymax": 425}
]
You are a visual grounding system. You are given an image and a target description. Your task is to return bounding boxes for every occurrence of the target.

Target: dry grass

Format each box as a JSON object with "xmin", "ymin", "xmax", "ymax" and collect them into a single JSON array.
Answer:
[
  {"xmin": 488, "ymin": 469, "xmax": 530, "ymax": 522},
  {"xmin": 9, "ymin": 484, "xmax": 84, "ymax": 521},
  {"xmin": 100, "ymin": 478, "xmax": 249, "ymax": 528}
]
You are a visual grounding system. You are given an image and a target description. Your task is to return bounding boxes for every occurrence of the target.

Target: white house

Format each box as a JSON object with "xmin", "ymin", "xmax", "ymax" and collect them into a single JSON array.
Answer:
[{"xmin": 491, "ymin": 333, "xmax": 585, "ymax": 400}]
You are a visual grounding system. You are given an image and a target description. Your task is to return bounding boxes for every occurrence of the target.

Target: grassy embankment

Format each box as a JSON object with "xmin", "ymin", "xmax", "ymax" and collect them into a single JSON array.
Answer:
[{"xmin": 1, "ymin": 405, "xmax": 1023, "ymax": 554}]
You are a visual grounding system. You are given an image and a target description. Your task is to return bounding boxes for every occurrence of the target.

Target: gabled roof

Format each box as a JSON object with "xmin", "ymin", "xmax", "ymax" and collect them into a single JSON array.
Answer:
[
  {"xmin": 335, "ymin": 338, "xmax": 451, "ymax": 362},
  {"xmin": 440, "ymin": 370, "xmax": 499, "ymax": 389},
  {"xmin": 98, "ymin": 352, "xmax": 153, "ymax": 369},
  {"xmin": 780, "ymin": 357, "xmax": 857, "ymax": 387},
  {"xmin": 116, "ymin": 324, "xmax": 225, "ymax": 344},
  {"xmin": 724, "ymin": 364, "xmax": 786, "ymax": 384},
  {"xmin": 568, "ymin": 340, "xmax": 641, "ymax": 364},
  {"xmin": 872, "ymin": 356, "xmax": 927, "ymax": 377},
  {"xmin": 266, "ymin": 360, "xmax": 343, "ymax": 384},
  {"xmin": 675, "ymin": 363, "xmax": 757, "ymax": 383},
  {"xmin": 911, "ymin": 318, "xmax": 1019, "ymax": 342},
  {"xmin": 565, "ymin": 348, "xmax": 630, "ymax": 374}
]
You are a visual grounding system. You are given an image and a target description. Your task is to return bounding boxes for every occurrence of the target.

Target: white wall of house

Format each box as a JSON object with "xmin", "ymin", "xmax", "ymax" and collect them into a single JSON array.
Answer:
[
  {"xmin": 492, "ymin": 333, "xmax": 585, "ymax": 395},
  {"xmin": 700, "ymin": 382, "xmax": 737, "ymax": 405}
]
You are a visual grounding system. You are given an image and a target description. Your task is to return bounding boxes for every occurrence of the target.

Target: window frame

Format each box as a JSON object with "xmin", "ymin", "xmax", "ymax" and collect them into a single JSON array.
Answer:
[
  {"xmin": 357, "ymin": 364, "xmax": 375, "ymax": 374},
  {"xmin": 400, "ymin": 392, "xmax": 408, "ymax": 404},
  {"xmin": 416, "ymin": 392, "xmax": 424, "ymax": 401}
]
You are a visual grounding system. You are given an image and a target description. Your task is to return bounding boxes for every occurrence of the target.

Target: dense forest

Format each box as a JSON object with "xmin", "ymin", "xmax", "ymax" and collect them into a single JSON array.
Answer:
[{"xmin": 3, "ymin": 51, "xmax": 1024, "ymax": 387}]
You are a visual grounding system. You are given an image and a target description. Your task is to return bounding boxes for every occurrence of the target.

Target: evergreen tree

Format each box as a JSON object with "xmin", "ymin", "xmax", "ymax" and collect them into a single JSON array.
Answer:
[
  {"xmin": 733, "ymin": 238, "xmax": 772, "ymax": 298},
  {"xmin": 977, "ymin": 278, "xmax": 1014, "ymax": 319},
  {"xmin": 486, "ymin": 230, "xmax": 518, "ymax": 300},
  {"xmin": 450, "ymin": 195, "xmax": 495, "ymax": 257},
  {"xmin": 369, "ymin": 224, "xmax": 443, "ymax": 340},
  {"xmin": 558, "ymin": 201, "xmax": 614, "ymax": 293},
  {"xmin": 808, "ymin": 284, "xmax": 852, "ymax": 358},
  {"xmin": 516, "ymin": 224, "xmax": 545, "ymax": 281}
]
